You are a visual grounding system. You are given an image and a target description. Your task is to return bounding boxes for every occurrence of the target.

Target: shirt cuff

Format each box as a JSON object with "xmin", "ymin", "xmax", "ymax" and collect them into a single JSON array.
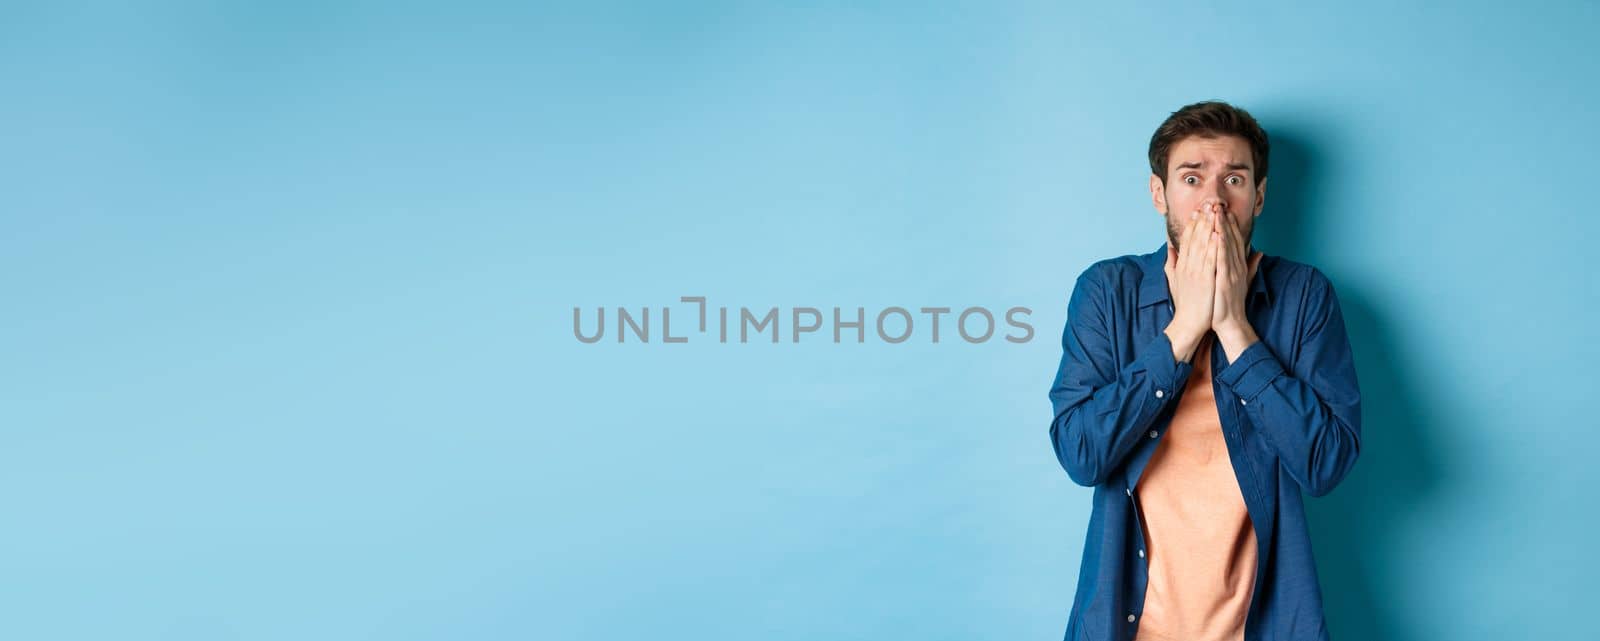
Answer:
[
  {"xmin": 1214, "ymin": 339, "xmax": 1284, "ymax": 400},
  {"xmin": 1140, "ymin": 330, "xmax": 1194, "ymax": 399}
]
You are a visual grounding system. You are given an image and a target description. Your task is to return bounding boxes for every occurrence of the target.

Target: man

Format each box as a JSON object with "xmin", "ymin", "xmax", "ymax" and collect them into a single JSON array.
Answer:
[{"xmin": 1047, "ymin": 101, "xmax": 1361, "ymax": 641}]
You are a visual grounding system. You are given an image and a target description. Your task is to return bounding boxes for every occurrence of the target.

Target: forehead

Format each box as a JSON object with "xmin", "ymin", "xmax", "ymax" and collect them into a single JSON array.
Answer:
[{"xmin": 1168, "ymin": 134, "xmax": 1252, "ymax": 172}]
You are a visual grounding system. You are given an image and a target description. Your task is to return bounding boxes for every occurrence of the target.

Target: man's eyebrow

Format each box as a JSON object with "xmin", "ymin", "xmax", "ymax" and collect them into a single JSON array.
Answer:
[{"xmin": 1175, "ymin": 161, "xmax": 1252, "ymax": 171}]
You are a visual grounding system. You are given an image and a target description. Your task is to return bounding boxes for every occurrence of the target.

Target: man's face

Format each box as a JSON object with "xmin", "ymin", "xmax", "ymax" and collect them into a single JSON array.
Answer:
[{"xmin": 1149, "ymin": 134, "xmax": 1266, "ymax": 253}]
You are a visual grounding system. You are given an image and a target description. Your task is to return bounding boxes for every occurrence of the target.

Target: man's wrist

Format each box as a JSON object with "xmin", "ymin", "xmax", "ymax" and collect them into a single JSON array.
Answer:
[
  {"xmin": 1164, "ymin": 324, "xmax": 1203, "ymax": 363},
  {"xmin": 1215, "ymin": 322, "xmax": 1259, "ymax": 362}
]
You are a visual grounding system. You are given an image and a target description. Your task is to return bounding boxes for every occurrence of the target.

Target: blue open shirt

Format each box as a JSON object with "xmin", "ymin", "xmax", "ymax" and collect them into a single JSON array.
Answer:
[{"xmin": 1048, "ymin": 242, "xmax": 1361, "ymax": 641}]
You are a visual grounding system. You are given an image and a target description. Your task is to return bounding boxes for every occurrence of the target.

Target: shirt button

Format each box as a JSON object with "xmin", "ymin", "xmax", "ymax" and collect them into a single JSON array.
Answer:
[
  {"xmin": 1125, "ymin": 487, "xmax": 1132, "ymax": 496},
  {"xmin": 1148, "ymin": 430, "xmax": 1158, "ymax": 439},
  {"xmin": 1128, "ymin": 614, "xmax": 1137, "ymax": 623},
  {"xmin": 1241, "ymin": 398, "xmax": 1248, "ymax": 405},
  {"xmin": 1138, "ymin": 549, "xmax": 1145, "ymax": 558},
  {"xmin": 1155, "ymin": 389, "xmax": 1165, "ymax": 398}
]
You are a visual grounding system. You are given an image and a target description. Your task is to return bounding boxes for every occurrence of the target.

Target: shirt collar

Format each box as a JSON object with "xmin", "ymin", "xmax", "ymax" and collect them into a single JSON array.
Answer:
[{"xmin": 1137, "ymin": 241, "xmax": 1273, "ymax": 309}]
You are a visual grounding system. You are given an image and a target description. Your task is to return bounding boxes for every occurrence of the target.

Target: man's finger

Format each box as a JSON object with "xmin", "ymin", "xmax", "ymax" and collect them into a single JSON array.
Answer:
[
  {"xmin": 1180, "ymin": 210, "xmax": 1202, "ymax": 267},
  {"xmin": 1217, "ymin": 227, "xmax": 1230, "ymax": 280},
  {"xmin": 1204, "ymin": 218, "xmax": 1219, "ymax": 268},
  {"xmin": 1223, "ymin": 212, "xmax": 1244, "ymax": 273}
]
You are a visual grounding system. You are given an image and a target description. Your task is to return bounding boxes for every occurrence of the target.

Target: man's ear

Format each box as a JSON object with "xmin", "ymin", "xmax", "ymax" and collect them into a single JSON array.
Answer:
[
  {"xmin": 1253, "ymin": 176, "xmax": 1268, "ymax": 217},
  {"xmin": 1150, "ymin": 174, "xmax": 1167, "ymax": 215}
]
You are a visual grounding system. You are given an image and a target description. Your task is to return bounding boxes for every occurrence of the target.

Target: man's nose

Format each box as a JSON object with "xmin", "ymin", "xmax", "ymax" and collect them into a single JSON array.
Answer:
[{"xmin": 1210, "ymin": 182, "xmax": 1229, "ymax": 205}]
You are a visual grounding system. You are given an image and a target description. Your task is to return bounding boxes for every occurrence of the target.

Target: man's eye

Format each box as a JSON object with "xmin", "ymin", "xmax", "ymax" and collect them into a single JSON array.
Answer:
[
  {"xmin": 1227, "ymin": 176, "xmax": 1242, "ymax": 185},
  {"xmin": 1184, "ymin": 176, "xmax": 1198, "ymax": 185}
]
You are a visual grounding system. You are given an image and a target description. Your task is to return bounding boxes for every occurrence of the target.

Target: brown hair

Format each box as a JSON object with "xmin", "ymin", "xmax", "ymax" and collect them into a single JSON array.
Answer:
[{"xmin": 1148, "ymin": 100, "xmax": 1269, "ymax": 187}]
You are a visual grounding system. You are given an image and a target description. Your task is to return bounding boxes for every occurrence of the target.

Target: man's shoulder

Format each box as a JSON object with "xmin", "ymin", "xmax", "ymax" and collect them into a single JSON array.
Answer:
[
  {"xmin": 1073, "ymin": 250, "xmax": 1150, "ymax": 290},
  {"xmin": 1263, "ymin": 254, "xmax": 1338, "ymax": 299}
]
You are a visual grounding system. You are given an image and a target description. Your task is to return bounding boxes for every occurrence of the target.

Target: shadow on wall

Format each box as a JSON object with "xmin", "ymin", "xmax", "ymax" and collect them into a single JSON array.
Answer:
[{"xmin": 1254, "ymin": 124, "xmax": 1451, "ymax": 641}]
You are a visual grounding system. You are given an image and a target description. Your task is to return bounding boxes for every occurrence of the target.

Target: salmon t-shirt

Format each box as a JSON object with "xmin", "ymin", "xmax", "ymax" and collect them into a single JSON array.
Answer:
[{"xmin": 1132, "ymin": 333, "xmax": 1258, "ymax": 641}]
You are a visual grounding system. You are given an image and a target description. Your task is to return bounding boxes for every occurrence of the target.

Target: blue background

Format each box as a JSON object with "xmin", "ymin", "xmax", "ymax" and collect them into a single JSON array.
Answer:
[{"xmin": 4, "ymin": 2, "xmax": 1595, "ymax": 640}]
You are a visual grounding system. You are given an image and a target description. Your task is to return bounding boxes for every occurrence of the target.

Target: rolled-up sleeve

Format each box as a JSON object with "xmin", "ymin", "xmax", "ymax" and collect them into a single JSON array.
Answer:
[
  {"xmin": 1048, "ymin": 266, "xmax": 1193, "ymax": 487},
  {"xmin": 1215, "ymin": 268, "xmax": 1362, "ymax": 497}
]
